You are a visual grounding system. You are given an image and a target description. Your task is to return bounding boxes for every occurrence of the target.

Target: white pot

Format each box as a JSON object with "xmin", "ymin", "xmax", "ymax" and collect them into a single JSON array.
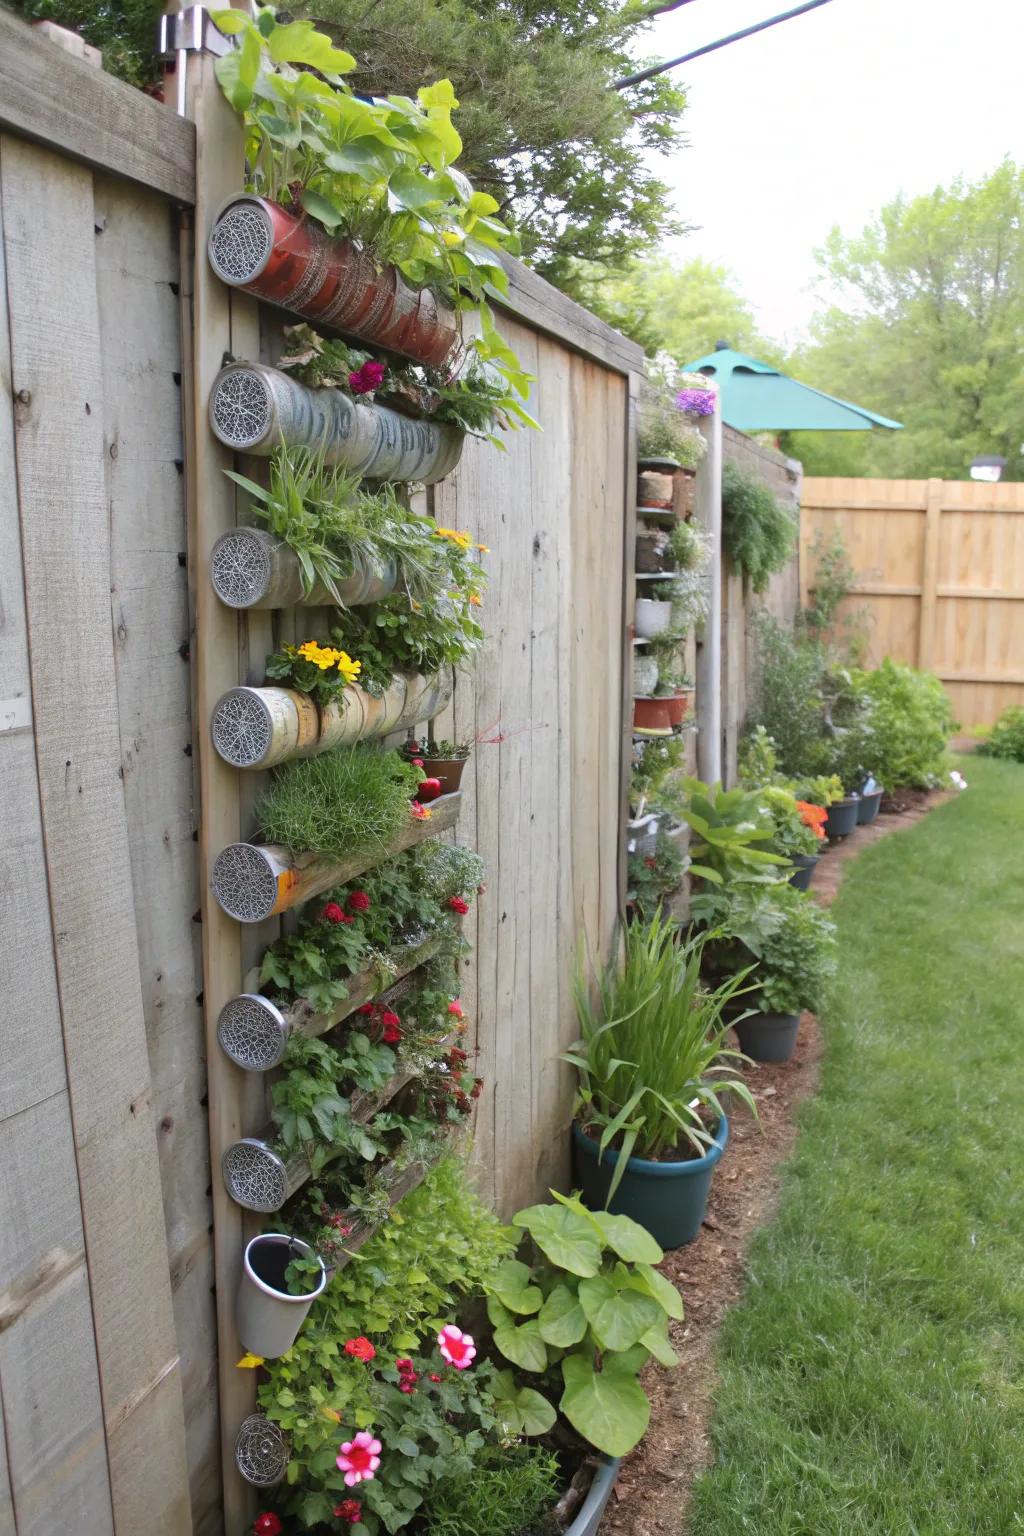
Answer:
[
  {"xmin": 237, "ymin": 1233, "xmax": 327, "ymax": 1359},
  {"xmin": 635, "ymin": 599, "xmax": 673, "ymax": 638}
]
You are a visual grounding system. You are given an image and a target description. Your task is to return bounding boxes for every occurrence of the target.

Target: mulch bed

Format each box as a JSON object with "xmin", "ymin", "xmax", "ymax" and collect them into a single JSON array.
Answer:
[{"xmin": 598, "ymin": 791, "xmax": 948, "ymax": 1536}]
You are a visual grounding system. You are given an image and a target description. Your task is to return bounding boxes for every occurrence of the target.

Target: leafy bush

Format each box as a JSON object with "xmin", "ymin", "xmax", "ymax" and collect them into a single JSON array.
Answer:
[
  {"xmin": 749, "ymin": 616, "xmax": 830, "ymax": 779},
  {"xmin": 626, "ymin": 827, "xmax": 685, "ymax": 919},
  {"xmin": 257, "ymin": 746, "xmax": 421, "ymax": 858},
  {"xmin": 978, "ymin": 705, "xmax": 1024, "ymax": 762},
  {"xmin": 757, "ymin": 786, "xmax": 822, "ymax": 860},
  {"xmin": 681, "ymin": 779, "xmax": 788, "ymax": 887},
  {"xmin": 749, "ymin": 885, "xmax": 837, "ymax": 1015},
  {"xmin": 638, "ymin": 367, "xmax": 709, "ymax": 467},
  {"xmin": 721, "ymin": 462, "xmax": 797, "ymax": 593},
  {"xmin": 669, "ymin": 517, "xmax": 711, "ymax": 572},
  {"xmin": 853, "ymin": 659, "xmax": 956, "ymax": 788},
  {"xmin": 423, "ymin": 1442, "xmax": 560, "ymax": 1536}
]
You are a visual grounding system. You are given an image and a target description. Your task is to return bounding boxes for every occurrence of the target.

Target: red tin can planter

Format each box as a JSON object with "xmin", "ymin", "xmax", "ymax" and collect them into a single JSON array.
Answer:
[{"xmin": 208, "ymin": 195, "xmax": 463, "ymax": 372}]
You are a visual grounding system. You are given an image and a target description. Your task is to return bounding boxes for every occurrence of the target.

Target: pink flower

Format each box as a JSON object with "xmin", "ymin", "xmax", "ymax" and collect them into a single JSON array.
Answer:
[
  {"xmin": 395, "ymin": 1358, "xmax": 415, "ymax": 1374},
  {"xmin": 447, "ymin": 999, "xmax": 464, "ymax": 1019},
  {"xmin": 337, "ymin": 1429, "xmax": 382, "ymax": 1486},
  {"xmin": 429, "ymin": 1372, "xmax": 442, "ymax": 1382},
  {"xmin": 437, "ymin": 1325, "xmax": 476, "ymax": 1370},
  {"xmin": 334, "ymin": 1501, "xmax": 363, "ymax": 1525},
  {"xmin": 348, "ymin": 360, "xmax": 386, "ymax": 395},
  {"xmin": 253, "ymin": 1517, "xmax": 283, "ymax": 1536}
]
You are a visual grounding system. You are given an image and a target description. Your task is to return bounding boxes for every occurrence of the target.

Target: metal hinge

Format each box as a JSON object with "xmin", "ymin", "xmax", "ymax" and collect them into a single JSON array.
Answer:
[{"xmin": 157, "ymin": 5, "xmax": 233, "ymax": 60}]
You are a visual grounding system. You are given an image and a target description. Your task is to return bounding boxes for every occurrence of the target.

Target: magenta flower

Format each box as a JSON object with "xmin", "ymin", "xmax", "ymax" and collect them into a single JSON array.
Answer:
[
  {"xmin": 437, "ymin": 1324, "xmax": 476, "ymax": 1369},
  {"xmin": 337, "ymin": 1429, "xmax": 382, "ymax": 1486},
  {"xmin": 675, "ymin": 386, "xmax": 716, "ymax": 416},
  {"xmin": 348, "ymin": 360, "xmax": 386, "ymax": 395}
]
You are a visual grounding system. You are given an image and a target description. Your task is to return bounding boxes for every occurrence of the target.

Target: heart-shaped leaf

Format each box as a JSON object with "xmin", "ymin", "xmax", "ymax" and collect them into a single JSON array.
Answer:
[
  {"xmin": 512, "ymin": 1202, "xmax": 602, "ymax": 1276},
  {"xmin": 560, "ymin": 1350, "xmax": 650, "ymax": 1456},
  {"xmin": 537, "ymin": 1283, "xmax": 587, "ymax": 1347},
  {"xmin": 577, "ymin": 1275, "xmax": 662, "ymax": 1352},
  {"xmin": 492, "ymin": 1318, "xmax": 549, "ymax": 1373},
  {"xmin": 630, "ymin": 1262, "xmax": 685, "ymax": 1322},
  {"xmin": 491, "ymin": 1258, "xmax": 543, "ymax": 1315},
  {"xmin": 586, "ymin": 1210, "xmax": 664, "ymax": 1264}
]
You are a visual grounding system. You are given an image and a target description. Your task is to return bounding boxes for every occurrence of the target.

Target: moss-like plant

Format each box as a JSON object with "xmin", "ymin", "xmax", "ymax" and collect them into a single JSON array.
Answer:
[
  {"xmin": 721, "ymin": 462, "xmax": 797, "ymax": 593},
  {"xmin": 256, "ymin": 746, "xmax": 421, "ymax": 858}
]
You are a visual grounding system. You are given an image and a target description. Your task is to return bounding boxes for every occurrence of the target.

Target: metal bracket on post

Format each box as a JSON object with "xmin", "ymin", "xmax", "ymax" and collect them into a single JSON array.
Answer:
[{"xmin": 157, "ymin": 6, "xmax": 233, "ymax": 60}]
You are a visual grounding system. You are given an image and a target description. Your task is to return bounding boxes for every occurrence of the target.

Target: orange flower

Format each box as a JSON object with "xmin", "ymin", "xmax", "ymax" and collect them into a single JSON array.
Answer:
[{"xmin": 796, "ymin": 800, "xmax": 828, "ymax": 838}]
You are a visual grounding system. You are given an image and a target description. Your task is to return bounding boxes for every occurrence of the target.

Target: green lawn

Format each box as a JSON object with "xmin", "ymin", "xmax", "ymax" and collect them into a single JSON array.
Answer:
[{"xmin": 688, "ymin": 757, "xmax": 1024, "ymax": 1536}]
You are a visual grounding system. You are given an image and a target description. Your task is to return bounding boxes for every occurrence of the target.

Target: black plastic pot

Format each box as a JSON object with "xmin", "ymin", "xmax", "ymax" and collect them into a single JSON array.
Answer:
[
  {"xmin": 825, "ymin": 794, "xmax": 860, "ymax": 839},
  {"xmin": 733, "ymin": 1010, "xmax": 800, "ymax": 1063},
  {"xmin": 857, "ymin": 788, "xmax": 883, "ymax": 824},
  {"xmin": 788, "ymin": 853, "xmax": 820, "ymax": 891},
  {"xmin": 572, "ymin": 1117, "xmax": 728, "ymax": 1249}
]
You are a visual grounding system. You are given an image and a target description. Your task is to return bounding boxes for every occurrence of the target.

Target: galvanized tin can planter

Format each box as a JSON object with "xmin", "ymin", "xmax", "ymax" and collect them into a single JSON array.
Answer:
[
  {"xmin": 237, "ymin": 1233, "xmax": 327, "ymax": 1358},
  {"xmin": 626, "ymin": 813, "xmax": 659, "ymax": 857},
  {"xmin": 207, "ymin": 195, "xmax": 462, "ymax": 370},
  {"xmin": 234, "ymin": 1413, "xmax": 290, "ymax": 1488},
  {"xmin": 209, "ymin": 525, "xmax": 397, "ymax": 611},
  {"xmin": 210, "ymin": 790, "xmax": 461, "ymax": 923},
  {"xmin": 211, "ymin": 670, "xmax": 454, "ymax": 770},
  {"xmin": 572, "ymin": 1116, "xmax": 728, "ymax": 1249},
  {"xmin": 208, "ymin": 361, "xmax": 464, "ymax": 484}
]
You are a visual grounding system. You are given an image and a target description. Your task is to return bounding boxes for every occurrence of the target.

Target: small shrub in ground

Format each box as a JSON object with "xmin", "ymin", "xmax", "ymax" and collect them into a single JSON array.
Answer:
[
  {"xmin": 853, "ymin": 658, "xmax": 957, "ymax": 789},
  {"xmin": 256, "ymin": 745, "xmax": 421, "ymax": 858},
  {"xmin": 748, "ymin": 616, "xmax": 830, "ymax": 780},
  {"xmin": 978, "ymin": 705, "xmax": 1024, "ymax": 762},
  {"xmin": 721, "ymin": 462, "xmax": 797, "ymax": 594}
]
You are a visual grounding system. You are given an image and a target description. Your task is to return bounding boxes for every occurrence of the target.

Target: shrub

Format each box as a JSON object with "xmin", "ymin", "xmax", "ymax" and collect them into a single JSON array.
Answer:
[
  {"xmin": 257, "ymin": 746, "xmax": 421, "ymax": 858},
  {"xmin": 11, "ymin": 0, "xmax": 162, "ymax": 85},
  {"xmin": 721, "ymin": 462, "xmax": 797, "ymax": 593},
  {"xmin": 853, "ymin": 659, "xmax": 956, "ymax": 788},
  {"xmin": 978, "ymin": 705, "xmax": 1024, "ymax": 762},
  {"xmin": 749, "ymin": 616, "xmax": 830, "ymax": 779},
  {"xmin": 753, "ymin": 885, "xmax": 837, "ymax": 1015}
]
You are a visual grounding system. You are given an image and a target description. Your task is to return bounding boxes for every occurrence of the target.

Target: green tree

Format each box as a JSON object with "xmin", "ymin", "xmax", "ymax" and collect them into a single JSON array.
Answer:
[
  {"xmin": 575, "ymin": 254, "xmax": 780, "ymax": 360},
  {"xmin": 786, "ymin": 159, "xmax": 1024, "ymax": 480},
  {"xmin": 304, "ymin": 0, "xmax": 688, "ymax": 283}
]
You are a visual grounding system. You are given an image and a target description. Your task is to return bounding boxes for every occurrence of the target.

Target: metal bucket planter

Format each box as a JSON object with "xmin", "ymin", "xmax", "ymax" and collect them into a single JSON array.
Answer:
[
  {"xmin": 636, "ymin": 529, "xmax": 671, "ymax": 573},
  {"xmin": 638, "ymin": 455, "xmax": 679, "ymax": 474},
  {"xmin": 565, "ymin": 1458, "xmax": 620, "ymax": 1536},
  {"xmin": 858, "ymin": 788, "xmax": 883, "ymax": 824},
  {"xmin": 572, "ymin": 1117, "xmax": 728, "ymax": 1249},
  {"xmin": 626, "ymin": 813, "xmax": 658, "ymax": 857},
  {"xmin": 825, "ymin": 794, "xmax": 861, "ymax": 840},
  {"xmin": 237, "ymin": 1233, "xmax": 327, "ymax": 1358},
  {"xmin": 733, "ymin": 1010, "xmax": 800, "ymax": 1063},
  {"xmin": 208, "ymin": 362, "xmax": 464, "ymax": 485},
  {"xmin": 211, "ymin": 671, "xmax": 454, "ymax": 770},
  {"xmin": 788, "ymin": 852, "xmax": 819, "ymax": 891},
  {"xmin": 635, "ymin": 598, "xmax": 673, "ymax": 639},
  {"xmin": 209, "ymin": 526, "xmax": 397, "ymax": 611},
  {"xmin": 208, "ymin": 195, "xmax": 462, "ymax": 370},
  {"xmin": 637, "ymin": 470, "xmax": 673, "ymax": 509}
]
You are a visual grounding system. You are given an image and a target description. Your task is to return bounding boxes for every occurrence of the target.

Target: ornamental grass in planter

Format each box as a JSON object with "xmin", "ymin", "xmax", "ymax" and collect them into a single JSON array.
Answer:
[
  {"xmin": 566, "ymin": 914, "xmax": 756, "ymax": 1247},
  {"xmin": 256, "ymin": 745, "xmax": 423, "ymax": 862}
]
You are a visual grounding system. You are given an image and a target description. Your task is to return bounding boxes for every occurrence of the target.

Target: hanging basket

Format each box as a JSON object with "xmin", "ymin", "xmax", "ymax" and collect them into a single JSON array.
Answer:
[
  {"xmin": 207, "ymin": 195, "xmax": 463, "ymax": 371},
  {"xmin": 211, "ymin": 671, "xmax": 454, "ymax": 770},
  {"xmin": 208, "ymin": 362, "xmax": 464, "ymax": 485},
  {"xmin": 209, "ymin": 526, "xmax": 397, "ymax": 611}
]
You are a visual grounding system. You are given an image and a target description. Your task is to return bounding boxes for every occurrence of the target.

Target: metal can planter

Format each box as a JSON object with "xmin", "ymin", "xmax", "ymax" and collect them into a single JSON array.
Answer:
[
  {"xmin": 208, "ymin": 361, "xmax": 465, "ymax": 485},
  {"xmin": 211, "ymin": 671, "xmax": 454, "ymax": 770},
  {"xmin": 208, "ymin": 195, "xmax": 462, "ymax": 370},
  {"xmin": 626, "ymin": 813, "xmax": 659, "ymax": 857},
  {"xmin": 209, "ymin": 525, "xmax": 397, "ymax": 611},
  {"xmin": 234, "ymin": 1413, "xmax": 291, "ymax": 1488},
  {"xmin": 237, "ymin": 1233, "xmax": 327, "ymax": 1359}
]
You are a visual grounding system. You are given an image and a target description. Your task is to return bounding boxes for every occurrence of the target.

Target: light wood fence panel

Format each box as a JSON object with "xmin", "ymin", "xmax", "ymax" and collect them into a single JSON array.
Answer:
[{"xmin": 802, "ymin": 476, "xmax": 1024, "ymax": 728}]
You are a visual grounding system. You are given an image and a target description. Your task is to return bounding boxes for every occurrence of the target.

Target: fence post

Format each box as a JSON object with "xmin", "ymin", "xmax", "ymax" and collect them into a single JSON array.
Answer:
[
  {"xmin": 695, "ymin": 386, "xmax": 722, "ymax": 783},
  {"xmin": 918, "ymin": 477, "xmax": 944, "ymax": 669}
]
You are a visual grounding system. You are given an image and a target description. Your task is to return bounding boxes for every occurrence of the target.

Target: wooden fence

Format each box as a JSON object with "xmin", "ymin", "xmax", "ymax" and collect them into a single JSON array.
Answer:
[
  {"xmin": 801, "ymin": 476, "xmax": 1024, "ymax": 729},
  {"xmin": 0, "ymin": 16, "xmax": 641, "ymax": 1533}
]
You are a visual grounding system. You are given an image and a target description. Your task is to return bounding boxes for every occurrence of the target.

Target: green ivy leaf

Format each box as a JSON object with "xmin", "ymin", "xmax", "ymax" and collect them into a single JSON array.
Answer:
[
  {"xmin": 493, "ymin": 1317, "xmax": 549, "ymax": 1373},
  {"xmin": 578, "ymin": 1274, "xmax": 662, "ymax": 1352},
  {"xmin": 512, "ymin": 1202, "xmax": 602, "ymax": 1276},
  {"xmin": 537, "ymin": 1282, "xmax": 587, "ymax": 1347},
  {"xmin": 560, "ymin": 1349, "xmax": 651, "ymax": 1457}
]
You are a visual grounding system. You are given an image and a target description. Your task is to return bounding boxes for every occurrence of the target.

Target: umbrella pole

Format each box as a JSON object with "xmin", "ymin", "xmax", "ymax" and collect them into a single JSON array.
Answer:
[{"xmin": 695, "ymin": 385, "xmax": 723, "ymax": 784}]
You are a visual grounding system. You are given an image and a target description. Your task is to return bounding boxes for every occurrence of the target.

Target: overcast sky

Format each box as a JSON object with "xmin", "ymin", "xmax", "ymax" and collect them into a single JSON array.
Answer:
[{"xmin": 644, "ymin": 0, "xmax": 1024, "ymax": 350}]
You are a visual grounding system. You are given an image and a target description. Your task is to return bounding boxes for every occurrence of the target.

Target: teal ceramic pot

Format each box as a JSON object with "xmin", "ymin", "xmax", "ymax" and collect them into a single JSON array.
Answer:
[
  {"xmin": 825, "ymin": 794, "xmax": 860, "ymax": 839},
  {"xmin": 572, "ymin": 1117, "xmax": 728, "ymax": 1249},
  {"xmin": 565, "ymin": 1457, "xmax": 620, "ymax": 1536},
  {"xmin": 734, "ymin": 1010, "xmax": 800, "ymax": 1063},
  {"xmin": 857, "ymin": 788, "xmax": 883, "ymax": 824}
]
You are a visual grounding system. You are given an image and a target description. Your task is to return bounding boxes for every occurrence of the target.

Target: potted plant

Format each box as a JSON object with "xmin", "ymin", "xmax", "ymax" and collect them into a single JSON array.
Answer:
[
  {"xmin": 237, "ymin": 1232, "xmax": 327, "ymax": 1359},
  {"xmin": 632, "ymin": 696, "xmax": 673, "ymax": 734},
  {"xmin": 635, "ymin": 524, "xmax": 673, "ymax": 573},
  {"xmin": 635, "ymin": 596, "xmax": 673, "ymax": 638},
  {"xmin": 824, "ymin": 787, "xmax": 861, "ymax": 839},
  {"xmin": 566, "ymin": 915, "xmax": 756, "ymax": 1247},
  {"xmin": 626, "ymin": 828, "xmax": 686, "ymax": 920},
  {"xmin": 858, "ymin": 774, "xmax": 884, "ymax": 824},
  {"xmin": 756, "ymin": 786, "xmax": 826, "ymax": 890},
  {"xmin": 653, "ymin": 665, "xmax": 695, "ymax": 728},
  {"xmin": 402, "ymin": 736, "xmax": 472, "ymax": 795}
]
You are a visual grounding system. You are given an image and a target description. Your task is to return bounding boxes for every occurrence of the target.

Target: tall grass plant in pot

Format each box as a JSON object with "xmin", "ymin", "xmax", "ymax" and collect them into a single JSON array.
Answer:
[{"xmin": 566, "ymin": 916, "xmax": 756, "ymax": 1247}]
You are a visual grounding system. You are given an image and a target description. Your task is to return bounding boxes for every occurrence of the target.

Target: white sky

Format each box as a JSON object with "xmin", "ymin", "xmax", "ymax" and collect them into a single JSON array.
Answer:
[{"xmin": 644, "ymin": 0, "xmax": 1024, "ymax": 349}]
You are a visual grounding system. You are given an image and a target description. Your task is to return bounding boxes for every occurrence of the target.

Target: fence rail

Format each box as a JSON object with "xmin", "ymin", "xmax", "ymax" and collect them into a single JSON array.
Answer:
[{"xmin": 801, "ymin": 476, "xmax": 1024, "ymax": 729}]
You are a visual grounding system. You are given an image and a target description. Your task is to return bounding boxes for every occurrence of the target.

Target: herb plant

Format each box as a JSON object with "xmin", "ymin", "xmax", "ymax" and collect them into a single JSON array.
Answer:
[
  {"xmin": 488, "ymin": 1192, "xmax": 683, "ymax": 1456},
  {"xmin": 225, "ymin": 449, "xmax": 363, "ymax": 603},
  {"xmin": 257, "ymin": 746, "xmax": 421, "ymax": 859},
  {"xmin": 709, "ymin": 883, "xmax": 837, "ymax": 1017},
  {"xmin": 265, "ymin": 639, "xmax": 362, "ymax": 706},
  {"xmin": 566, "ymin": 915, "xmax": 756, "ymax": 1190},
  {"xmin": 721, "ymin": 462, "xmax": 797, "ymax": 593},
  {"xmin": 422, "ymin": 1442, "xmax": 560, "ymax": 1536}
]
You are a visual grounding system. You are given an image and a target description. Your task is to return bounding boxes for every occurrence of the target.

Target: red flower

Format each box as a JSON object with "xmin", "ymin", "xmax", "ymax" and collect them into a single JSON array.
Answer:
[
  {"xmin": 253, "ymin": 1517, "xmax": 283, "ymax": 1536},
  {"xmin": 410, "ymin": 801, "xmax": 429, "ymax": 819},
  {"xmin": 447, "ymin": 999, "xmax": 464, "ymax": 1019},
  {"xmin": 344, "ymin": 1336, "xmax": 376, "ymax": 1361},
  {"xmin": 455, "ymin": 1091, "xmax": 471, "ymax": 1114},
  {"xmin": 348, "ymin": 360, "xmax": 386, "ymax": 395},
  {"xmin": 471, "ymin": 1077, "xmax": 483, "ymax": 1100},
  {"xmin": 334, "ymin": 1499, "xmax": 363, "ymax": 1524},
  {"xmin": 357, "ymin": 1003, "xmax": 375, "ymax": 1016},
  {"xmin": 449, "ymin": 1046, "xmax": 468, "ymax": 1066},
  {"xmin": 348, "ymin": 890, "xmax": 371, "ymax": 912},
  {"xmin": 448, "ymin": 896, "xmax": 470, "ymax": 915},
  {"xmin": 644, "ymin": 856, "xmax": 657, "ymax": 869},
  {"xmin": 429, "ymin": 1373, "xmax": 442, "ymax": 1382},
  {"xmin": 398, "ymin": 1378, "xmax": 417, "ymax": 1394},
  {"xmin": 395, "ymin": 1358, "xmax": 415, "ymax": 1374},
  {"xmin": 411, "ymin": 757, "xmax": 425, "ymax": 768},
  {"xmin": 382, "ymin": 1021, "xmax": 402, "ymax": 1044},
  {"xmin": 323, "ymin": 902, "xmax": 345, "ymax": 924}
]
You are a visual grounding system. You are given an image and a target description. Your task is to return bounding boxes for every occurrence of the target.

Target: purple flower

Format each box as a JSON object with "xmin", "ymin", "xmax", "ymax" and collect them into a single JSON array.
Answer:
[{"xmin": 675, "ymin": 386, "xmax": 716, "ymax": 416}]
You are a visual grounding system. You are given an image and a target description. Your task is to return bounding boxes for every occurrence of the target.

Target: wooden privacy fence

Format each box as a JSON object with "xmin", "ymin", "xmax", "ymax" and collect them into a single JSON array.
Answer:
[
  {"xmin": 801, "ymin": 476, "xmax": 1024, "ymax": 729},
  {"xmin": 0, "ymin": 14, "xmax": 641, "ymax": 1534}
]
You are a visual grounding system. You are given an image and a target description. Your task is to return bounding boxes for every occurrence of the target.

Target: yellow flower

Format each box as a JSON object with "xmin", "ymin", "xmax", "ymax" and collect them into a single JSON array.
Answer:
[
  {"xmin": 236, "ymin": 1353, "xmax": 264, "ymax": 1369},
  {"xmin": 469, "ymin": 594, "xmax": 482, "ymax": 606},
  {"xmin": 433, "ymin": 526, "xmax": 472, "ymax": 550},
  {"xmin": 336, "ymin": 650, "xmax": 362, "ymax": 685},
  {"xmin": 476, "ymin": 543, "xmax": 490, "ymax": 553}
]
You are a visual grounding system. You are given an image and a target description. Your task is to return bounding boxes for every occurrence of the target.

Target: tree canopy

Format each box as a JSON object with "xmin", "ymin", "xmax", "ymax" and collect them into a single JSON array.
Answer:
[{"xmin": 787, "ymin": 159, "xmax": 1024, "ymax": 480}]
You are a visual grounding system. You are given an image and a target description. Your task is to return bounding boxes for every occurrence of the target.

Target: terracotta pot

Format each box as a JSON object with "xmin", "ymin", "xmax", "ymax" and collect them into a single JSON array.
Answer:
[
  {"xmin": 633, "ymin": 697, "xmax": 672, "ymax": 733},
  {"xmin": 419, "ymin": 755, "xmax": 468, "ymax": 794},
  {"xmin": 663, "ymin": 688, "xmax": 694, "ymax": 727},
  {"xmin": 208, "ymin": 195, "xmax": 462, "ymax": 371}
]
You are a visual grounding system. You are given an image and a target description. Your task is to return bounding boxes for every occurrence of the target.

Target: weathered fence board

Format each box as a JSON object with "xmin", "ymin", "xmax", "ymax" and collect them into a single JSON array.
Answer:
[{"xmin": 801, "ymin": 475, "xmax": 1024, "ymax": 727}]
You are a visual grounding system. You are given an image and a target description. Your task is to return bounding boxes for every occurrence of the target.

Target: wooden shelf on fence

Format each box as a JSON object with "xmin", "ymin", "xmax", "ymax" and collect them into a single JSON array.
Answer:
[
  {"xmin": 330, "ymin": 1133, "xmax": 458, "ymax": 1274},
  {"xmin": 221, "ymin": 1032, "xmax": 460, "ymax": 1211},
  {"xmin": 210, "ymin": 793, "xmax": 461, "ymax": 923},
  {"xmin": 287, "ymin": 931, "xmax": 446, "ymax": 1044}
]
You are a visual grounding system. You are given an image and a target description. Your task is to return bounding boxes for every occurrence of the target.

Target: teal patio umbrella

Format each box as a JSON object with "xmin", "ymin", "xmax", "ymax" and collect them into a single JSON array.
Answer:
[{"xmin": 683, "ymin": 344, "xmax": 902, "ymax": 434}]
